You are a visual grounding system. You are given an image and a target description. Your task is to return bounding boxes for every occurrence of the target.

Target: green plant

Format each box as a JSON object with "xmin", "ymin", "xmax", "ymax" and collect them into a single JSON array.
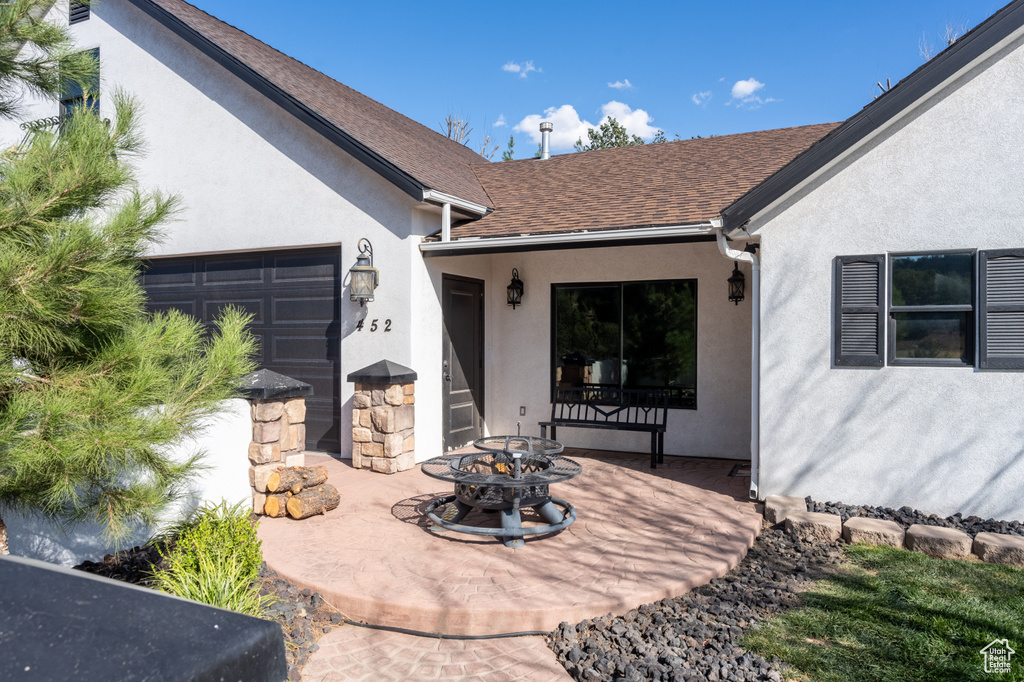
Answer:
[
  {"xmin": 151, "ymin": 547, "xmax": 273, "ymax": 618},
  {"xmin": 150, "ymin": 500, "xmax": 270, "ymax": 616}
]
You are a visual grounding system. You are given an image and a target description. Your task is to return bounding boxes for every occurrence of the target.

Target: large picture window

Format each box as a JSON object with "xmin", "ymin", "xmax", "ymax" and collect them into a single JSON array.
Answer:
[
  {"xmin": 552, "ymin": 280, "xmax": 697, "ymax": 408},
  {"xmin": 888, "ymin": 252, "xmax": 973, "ymax": 365}
]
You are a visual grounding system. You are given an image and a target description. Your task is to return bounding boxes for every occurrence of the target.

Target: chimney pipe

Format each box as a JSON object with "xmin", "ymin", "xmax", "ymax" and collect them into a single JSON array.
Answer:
[{"xmin": 539, "ymin": 122, "xmax": 553, "ymax": 160}]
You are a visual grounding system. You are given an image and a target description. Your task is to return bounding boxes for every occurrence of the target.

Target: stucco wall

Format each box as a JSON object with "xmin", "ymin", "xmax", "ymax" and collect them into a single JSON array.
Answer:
[
  {"xmin": 750, "ymin": 32, "xmax": 1024, "ymax": 520},
  {"xmin": 425, "ymin": 241, "xmax": 753, "ymax": 460}
]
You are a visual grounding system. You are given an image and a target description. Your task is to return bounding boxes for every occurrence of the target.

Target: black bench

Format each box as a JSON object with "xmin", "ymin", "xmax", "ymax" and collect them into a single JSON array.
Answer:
[{"xmin": 539, "ymin": 386, "xmax": 669, "ymax": 468}]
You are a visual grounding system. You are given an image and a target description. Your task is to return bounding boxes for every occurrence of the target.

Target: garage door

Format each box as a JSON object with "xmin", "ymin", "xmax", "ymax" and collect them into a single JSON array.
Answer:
[{"xmin": 142, "ymin": 248, "xmax": 341, "ymax": 453}]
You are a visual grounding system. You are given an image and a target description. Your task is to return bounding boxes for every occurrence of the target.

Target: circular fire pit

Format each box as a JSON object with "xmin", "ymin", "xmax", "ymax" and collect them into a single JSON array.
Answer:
[{"xmin": 421, "ymin": 436, "xmax": 582, "ymax": 548}]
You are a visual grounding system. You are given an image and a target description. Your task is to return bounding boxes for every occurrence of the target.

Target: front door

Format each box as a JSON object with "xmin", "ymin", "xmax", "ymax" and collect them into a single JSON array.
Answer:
[{"xmin": 442, "ymin": 275, "xmax": 484, "ymax": 451}]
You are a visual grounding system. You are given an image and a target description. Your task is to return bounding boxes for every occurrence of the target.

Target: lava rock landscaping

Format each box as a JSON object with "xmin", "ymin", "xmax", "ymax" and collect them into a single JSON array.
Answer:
[
  {"xmin": 807, "ymin": 498, "xmax": 1024, "ymax": 537},
  {"xmin": 547, "ymin": 524, "xmax": 844, "ymax": 682},
  {"xmin": 74, "ymin": 549, "xmax": 343, "ymax": 682}
]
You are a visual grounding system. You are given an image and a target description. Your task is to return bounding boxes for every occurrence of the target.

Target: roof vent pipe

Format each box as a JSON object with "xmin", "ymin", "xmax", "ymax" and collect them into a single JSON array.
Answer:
[{"xmin": 539, "ymin": 122, "xmax": 553, "ymax": 160}]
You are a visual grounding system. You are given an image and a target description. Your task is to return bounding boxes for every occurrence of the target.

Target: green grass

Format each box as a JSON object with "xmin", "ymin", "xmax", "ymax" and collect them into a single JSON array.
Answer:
[{"xmin": 742, "ymin": 545, "xmax": 1024, "ymax": 682}]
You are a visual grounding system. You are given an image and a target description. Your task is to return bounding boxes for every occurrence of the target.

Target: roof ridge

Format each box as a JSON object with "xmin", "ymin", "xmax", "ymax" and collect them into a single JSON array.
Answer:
[{"xmin": 473, "ymin": 122, "xmax": 842, "ymax": 167}]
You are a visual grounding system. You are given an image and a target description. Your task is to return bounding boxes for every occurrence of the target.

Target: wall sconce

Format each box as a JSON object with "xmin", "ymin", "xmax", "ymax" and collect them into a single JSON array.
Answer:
[
  {"xmin": 727, "ymin": 262, "xmax": 745, "ymax": 305},
  {"xmin": 349, "ymin": 238, "xmax": 379, "ymax": 306},
  {"xmin": 507, "ymin": 268, "xmax": 524, "ymax": 309}
]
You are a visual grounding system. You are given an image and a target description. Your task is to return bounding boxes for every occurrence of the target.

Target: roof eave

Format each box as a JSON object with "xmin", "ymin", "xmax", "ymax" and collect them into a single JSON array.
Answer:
[
  {"xmin": 127, "ymin": 0, "xmax": 428, "ymax": 203},
  {"xmin": 721, "ymin": 0, "xmax": 1024, "ymax": 233},
  {"xmin": 420, "ymin": 222, "xmax": 718, "ymax": 257}
]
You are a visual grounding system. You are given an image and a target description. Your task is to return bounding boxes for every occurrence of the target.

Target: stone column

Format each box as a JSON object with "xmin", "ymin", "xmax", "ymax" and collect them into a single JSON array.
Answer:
[
  {"xmin": 238, "ymin": 369, "xmax": 313, "ymax": 513},
  {"xmin": 347, "ymin": 360, "xmax": 417, "ymax": 474}
]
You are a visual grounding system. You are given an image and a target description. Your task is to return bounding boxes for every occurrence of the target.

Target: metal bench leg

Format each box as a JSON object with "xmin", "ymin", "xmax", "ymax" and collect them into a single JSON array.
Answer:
[
  {"xmin": 658, "ymin": 432, "xmax": 665, "ymax": 464},
  {"xmin": 540, "ymin": 425, "xmax": 547, "ymax": 439},
  {"xmin": 650, "ymin": 432, "xmax": 657, "ymax": 469}
]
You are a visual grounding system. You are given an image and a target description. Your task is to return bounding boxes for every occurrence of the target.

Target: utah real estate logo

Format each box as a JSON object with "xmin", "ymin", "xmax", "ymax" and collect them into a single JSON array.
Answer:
[{"xmin": 981, "ymin": 639, "xmax": 1015, "ymax": 674}]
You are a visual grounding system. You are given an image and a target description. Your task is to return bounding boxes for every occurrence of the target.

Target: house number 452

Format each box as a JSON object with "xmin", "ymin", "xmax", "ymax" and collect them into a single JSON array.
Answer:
[{"xmin": 356, "ymin": 319, "xmax": 391, "ymax": 332}]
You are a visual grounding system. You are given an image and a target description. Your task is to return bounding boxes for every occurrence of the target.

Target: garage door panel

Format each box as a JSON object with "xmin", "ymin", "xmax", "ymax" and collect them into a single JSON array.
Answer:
[
  {"xmin": 271, "ymin": 253, "xmax": 338, "ymax": 282},
  {"xmin": 271, "ymin": 335, "xmax": 339, "ymax": 363},
  {"xmin": 272, "ymin": 296, "xmax": 337, "ymax": 324},
  {"xmin": 204, "ymin": 297, "xmax": 264, "ymax": 322},
  {"xmin": 143, "ymin": 260, "xmax": 196, "ymax": 287},
  {"xmin": 203, "ymin": 258, "xmax": 264, "ymax": 285},
  {"xmin": 142, "ymin": 248, "xmax": 341, "ymax": 453},
  {"xmin": 147, "ymin": 299, "xmax": 198, "ymax": 316}
]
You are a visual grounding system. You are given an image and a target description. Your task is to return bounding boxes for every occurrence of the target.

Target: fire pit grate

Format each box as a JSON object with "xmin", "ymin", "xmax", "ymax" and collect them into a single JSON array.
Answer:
[{"xmin": 421, "ymin": 436, "xmax": 582, "ymax": 548}]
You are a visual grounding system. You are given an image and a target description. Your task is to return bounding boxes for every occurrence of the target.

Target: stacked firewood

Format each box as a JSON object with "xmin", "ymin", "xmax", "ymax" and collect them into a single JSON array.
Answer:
[{"xmin": 262, "ymin": 465, "xmax": 340, "ymax": 519}]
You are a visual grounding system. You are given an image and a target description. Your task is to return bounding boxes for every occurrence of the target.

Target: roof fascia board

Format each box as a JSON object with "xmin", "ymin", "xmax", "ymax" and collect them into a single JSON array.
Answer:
[
  {"xmin": 421, "ymin": 190, "xmax": 489, "ymax": 216},
  {"xmin": 126, "ymin": 0, "xmax": 427, "ymax": 202},
  {"xmin": 722, "ymin": 0, "xmax": 1024, "ymax": 233},
  {"xmin": 420, "ymin": 223, "xmax": 716, "ymax": 257}
]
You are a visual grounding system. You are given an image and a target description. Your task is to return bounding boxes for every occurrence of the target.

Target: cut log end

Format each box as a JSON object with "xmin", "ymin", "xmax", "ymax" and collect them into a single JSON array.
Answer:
[
  {"xmin": 286, "ymin": 484, "xmax": 340, "ymax": 520},
  {"xmin": 263, "ymin": 493, "xmax": 291, "ymax": 518}
]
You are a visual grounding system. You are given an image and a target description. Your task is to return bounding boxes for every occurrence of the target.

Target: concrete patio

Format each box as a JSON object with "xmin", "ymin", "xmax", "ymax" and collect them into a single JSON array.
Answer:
[{"xmin": 258, "ymin": 449, "xmax": 761, "ymax": 638}]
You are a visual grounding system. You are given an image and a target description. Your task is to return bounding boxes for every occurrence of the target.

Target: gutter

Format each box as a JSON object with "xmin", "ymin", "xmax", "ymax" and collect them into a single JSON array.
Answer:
[
  {"xmin": 714, "ymin": 221, "xmax": 761, "ymax": 501},
  {"xmin": 420, "ymin": 222, "xmax": 718, "ymax": 254}
]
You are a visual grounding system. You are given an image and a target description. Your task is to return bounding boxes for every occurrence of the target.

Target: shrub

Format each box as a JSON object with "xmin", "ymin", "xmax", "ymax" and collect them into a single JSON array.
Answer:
[{"xmin": 150, "ymin": 500, "xmax": 271, "ymax": 617}]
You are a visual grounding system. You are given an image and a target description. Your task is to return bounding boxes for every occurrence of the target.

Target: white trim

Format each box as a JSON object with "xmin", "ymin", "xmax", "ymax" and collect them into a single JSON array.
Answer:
[
  {"xmin": 419, "ymin": 223, "xmax": 717, "ymax": 253},
  {"xmin": 422, "ymin": 190, "xmax": 489, "ymax": 216},
  {"xmin": 744, "ymin": 22, "xmax": 1024, "ymax": 228}
]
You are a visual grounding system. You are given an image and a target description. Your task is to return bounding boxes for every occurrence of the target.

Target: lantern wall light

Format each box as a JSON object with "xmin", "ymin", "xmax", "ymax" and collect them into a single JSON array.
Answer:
[
  {"xmin": 727, "ymin": 262, "xmax": 745, "ymax": 305},
  {"xmin": 507, "ymin": 268, "xmax": 524, "ymax": 309},
  {"xmin": 349, "ymin": 238, "xmax": 379, "ymax": 306}
]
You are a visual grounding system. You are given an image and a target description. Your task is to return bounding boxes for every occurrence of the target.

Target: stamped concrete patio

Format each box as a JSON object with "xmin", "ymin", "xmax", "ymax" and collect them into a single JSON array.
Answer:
[{"xmin": 258, "ymin": 448, "xmax": 760, "ymax": 639}]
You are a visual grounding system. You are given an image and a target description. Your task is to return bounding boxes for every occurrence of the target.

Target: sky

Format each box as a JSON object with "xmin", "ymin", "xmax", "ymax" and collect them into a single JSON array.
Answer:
[{"xmin": 191, "ymin": 0, "xmax": 1002, "ymax": 159}]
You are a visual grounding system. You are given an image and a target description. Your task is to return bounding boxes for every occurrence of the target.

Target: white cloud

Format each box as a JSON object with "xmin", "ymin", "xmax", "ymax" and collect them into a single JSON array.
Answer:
[
  {"xmin": 513, "ymin": 101, "xmax": 660, "ymax": 151},
  {"xmin": 731, "ymin": 78, "xmax": 764, "ymax": 100},
  {"xmin": 502, "ymin": 60, "xmax": 540, "ymax": 78},
  {"xmin": 494, "ymin": 114, "xmax": 507, "ymax": 128},
  {"xmin": 728, "ymin": 78, "xmax": 777, "ymax": 109},
  {"xmin": 692, "ymin": 91, "xmax": 712, "ymax": 107},
  {"xmin": 607, "ymin": 79, "xmax": 633, "ymax": 90}
]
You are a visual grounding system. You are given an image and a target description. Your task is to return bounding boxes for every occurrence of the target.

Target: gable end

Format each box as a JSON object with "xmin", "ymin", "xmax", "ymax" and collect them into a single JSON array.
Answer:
[{"xmin": 126, "ymin": 0, "xmax": 426, "ymax": 202}]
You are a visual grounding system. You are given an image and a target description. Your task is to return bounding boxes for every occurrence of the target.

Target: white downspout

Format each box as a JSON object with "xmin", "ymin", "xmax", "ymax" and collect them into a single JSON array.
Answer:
[
  {"xmin": 441, "ymin": 202, "xmax": 451, "ymax": 242},
  {"xmin": 714, "ymin": 223, "xmax": 761, "ymax": 500}
]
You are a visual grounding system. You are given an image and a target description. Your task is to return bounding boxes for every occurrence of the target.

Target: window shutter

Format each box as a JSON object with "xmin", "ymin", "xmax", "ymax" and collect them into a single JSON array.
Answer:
[
  {"xmin": 70, "ymin": 3, "xmax": 90, "ymax": 24},
  {"xmin": 833, "ymin": 255, "xmax": 884, "ymax": 367},
  {"xmin": 979, "ymin": 248, "xmax": 1024, "ymax": 369}
]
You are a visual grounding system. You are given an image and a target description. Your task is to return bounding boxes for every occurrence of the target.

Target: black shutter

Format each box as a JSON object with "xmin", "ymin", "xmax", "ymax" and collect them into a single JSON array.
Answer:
[
  {"xmin": 979, "ymin": 248, "xmax": 1024, "ymax": 369},
  {"xmin": 833, "ymin": 255, "xmax": 885, "ymax": 367},
  {"xmin": 70, "ymin": 3, "xmax": 90, "ymax": 24}
]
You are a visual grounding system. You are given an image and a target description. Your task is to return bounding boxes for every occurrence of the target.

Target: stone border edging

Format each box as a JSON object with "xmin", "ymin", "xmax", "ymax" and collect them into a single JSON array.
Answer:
[{"xmin": 765, "ymin": 495, "xmax": 1024, "ymax": 566}]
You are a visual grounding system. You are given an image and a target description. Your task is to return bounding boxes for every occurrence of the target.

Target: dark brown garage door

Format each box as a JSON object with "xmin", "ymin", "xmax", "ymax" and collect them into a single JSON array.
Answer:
[{"xmin": 142, "ymin": 248, "xmax": 341, "ymax": 453}]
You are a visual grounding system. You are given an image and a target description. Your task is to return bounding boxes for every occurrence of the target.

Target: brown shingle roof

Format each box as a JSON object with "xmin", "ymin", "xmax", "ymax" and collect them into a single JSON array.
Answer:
[
  {"xmin": 140, "ymin": 0, "xmax": 492, "ymax": 207},
  {"xmin": 458, "ymin": 123, "xmax": 839, "ymax": 239}
]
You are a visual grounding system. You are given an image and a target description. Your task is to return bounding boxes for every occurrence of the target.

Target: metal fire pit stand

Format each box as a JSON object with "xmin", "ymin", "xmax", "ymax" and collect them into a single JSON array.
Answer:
[{"xmin": 421, "ymin": 436, "xmax": 581, "ymax": 548}]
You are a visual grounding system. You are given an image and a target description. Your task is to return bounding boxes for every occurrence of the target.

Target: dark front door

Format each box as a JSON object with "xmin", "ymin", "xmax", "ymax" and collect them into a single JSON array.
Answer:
[
  {"xmin": 442, "ymin": 276, "xmax": 484, "ymax": 451},
  {"xmin": 141, "ymin": 248, "xmax": 342, "ymax": 453}
]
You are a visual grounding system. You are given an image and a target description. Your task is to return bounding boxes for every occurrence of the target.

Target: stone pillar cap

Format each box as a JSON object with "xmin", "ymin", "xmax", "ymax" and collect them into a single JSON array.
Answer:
[
  {"xmin": 237, "ymin": 369, "xmax": 314, "ymax": 400},
  {"xmin": 347, "ymin": 359, "xmax": 417, "ymax": 384}
]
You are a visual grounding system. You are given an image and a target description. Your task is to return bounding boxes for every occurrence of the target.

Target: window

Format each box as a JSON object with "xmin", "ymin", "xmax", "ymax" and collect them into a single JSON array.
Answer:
[
  {"xmin": 552, "ymin": 280, "xmax": 697, "ymax": 408},
  {"xmin": 60, "ymin": 48, "xmax": 99, "ymax": 120},
  {"xmin": 888, "ymin": 252, "xmax": 973, "ymax": 365},
  {"xmin": 834, "ymin": 249, "xmax": 1024, "ymax": 369},
  {"xmin": 69, "ymin": 3, "xmax": 90, "ymax": 25}
]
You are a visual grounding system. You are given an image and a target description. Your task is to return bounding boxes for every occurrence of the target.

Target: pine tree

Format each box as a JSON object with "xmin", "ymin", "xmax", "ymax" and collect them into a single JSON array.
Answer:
[{"xmin": 0, "ymin": 1, "xmax": 256, "ymax": 553}]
